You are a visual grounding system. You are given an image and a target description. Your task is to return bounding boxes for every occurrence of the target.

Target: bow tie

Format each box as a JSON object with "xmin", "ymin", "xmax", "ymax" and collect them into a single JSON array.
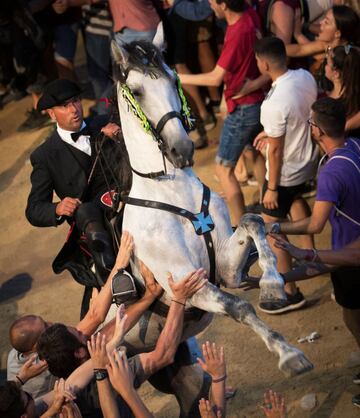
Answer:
[{"xmin": 71, "ymin": 126, "xmax": 90, "ymax": 142}]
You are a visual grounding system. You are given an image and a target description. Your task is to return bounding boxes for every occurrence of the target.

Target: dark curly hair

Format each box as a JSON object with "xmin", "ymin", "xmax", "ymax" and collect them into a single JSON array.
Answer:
[
  {"xmin": 0, "ymin": 381, "xmax": 25, "ymax": 418},
  {"xmin": 37, "ymin": 324, "xmax": 86, "ymax": 378}
]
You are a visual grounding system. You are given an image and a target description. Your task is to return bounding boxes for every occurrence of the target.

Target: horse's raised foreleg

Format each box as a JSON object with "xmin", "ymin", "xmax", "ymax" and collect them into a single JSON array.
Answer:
[
  {"xmin": 217, "ymin": 213, "xmax": 286, "ymax": 303},
  {"xmin": 190, "ymin": 284, "xmax": 313, "ymax": 377}
]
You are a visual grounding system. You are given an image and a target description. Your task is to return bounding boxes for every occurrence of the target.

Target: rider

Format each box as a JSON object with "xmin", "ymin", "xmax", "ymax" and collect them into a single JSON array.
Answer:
[{"xmin": 25, "ymin": 79, "xmax": 131, "ymax": 298}]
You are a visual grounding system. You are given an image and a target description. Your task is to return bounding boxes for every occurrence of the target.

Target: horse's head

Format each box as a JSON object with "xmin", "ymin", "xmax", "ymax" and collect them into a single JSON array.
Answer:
[{"xmin": 112, "ymin": 25, "xmax": 195, "ymax": 172}]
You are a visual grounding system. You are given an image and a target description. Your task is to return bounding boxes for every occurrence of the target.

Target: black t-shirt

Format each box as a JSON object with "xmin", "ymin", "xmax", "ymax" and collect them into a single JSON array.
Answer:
[{"xmin": 75, "ymin": 354, "xmax": 146, "ymax": 418}]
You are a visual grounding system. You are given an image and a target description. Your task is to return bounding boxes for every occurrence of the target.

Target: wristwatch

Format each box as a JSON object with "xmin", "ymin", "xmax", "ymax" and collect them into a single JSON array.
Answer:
[
  {"xmin": 270, "ymin": 222, "xmax": 281, "ymax": 234},
  {"xmin": 94, "ymin": 369, "xmax": 108, "ymax": 381}
]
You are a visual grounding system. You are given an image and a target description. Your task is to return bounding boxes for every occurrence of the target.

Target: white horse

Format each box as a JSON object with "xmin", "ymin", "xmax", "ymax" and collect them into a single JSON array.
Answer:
[{"xmin": 111, "ymin": 25, "xmax": 312, "ymax": 415}]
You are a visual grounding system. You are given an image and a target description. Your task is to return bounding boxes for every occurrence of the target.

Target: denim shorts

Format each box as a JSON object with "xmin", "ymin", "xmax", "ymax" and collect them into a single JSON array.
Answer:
[{"xmin": 216, "ymin": 103, "xmax": 261, "ymax": 167}]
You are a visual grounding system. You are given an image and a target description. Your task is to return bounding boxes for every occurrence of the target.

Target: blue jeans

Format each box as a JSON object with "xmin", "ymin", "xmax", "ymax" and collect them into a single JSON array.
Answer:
[
  {"xmin": 216, "ymin": 103, "xmax": 261, "ymax": 167},
  {"xmin": 85, "ymin": 32, "xmax": 112, "ymax": 115},
  {"xmin": 54, "ymin": 23, "xmax": 79, "ymax": 62},
  {"xmin": 114, "ymin": 28, "xmax": 156, "ymax": 46}
]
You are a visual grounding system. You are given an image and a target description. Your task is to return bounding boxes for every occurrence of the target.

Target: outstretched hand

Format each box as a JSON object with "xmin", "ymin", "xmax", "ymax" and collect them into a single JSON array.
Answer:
[
  {"xmin": 106, "ymin": 305, "xmax": 128, "ymax": 354},
  {"xmin": 168, "ymin": 268, "xmax": 208, "ymax": 303},
  {"xmin": 87, "ymin": 333, "xmax": 108, "ymax": 369},
  {"xmin": 197, "ymin": 341, "xmax": 226, "ymax": 380},
  {"xmin": 140, "ymin": 260, "xmax": 164, "ymax": 299},
  {"xmin": 261, "ymin": 390, "xmax": 287, "ymax": 418},
  {"xmin": 271, "ymin": 234, "xmax": 307, "ymax": 260},
  {"xmin": 115, "ymin": 231, "xmax": 134, "ymax": 269},
  {"xmin": 199, "ymin": 398, "xmax": 222, "ymax": 418},
  {"xmin": 48, "ymin": 379, "xmax": 76, "ymax": 416},
  {"xmin": 107, "ymin": 349, "xmax": 134, "ymax": 399}
]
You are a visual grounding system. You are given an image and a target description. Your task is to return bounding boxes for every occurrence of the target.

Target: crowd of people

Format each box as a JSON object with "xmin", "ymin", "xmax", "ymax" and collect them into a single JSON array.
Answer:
[{"xmin": 1, "ymin": 0, "xmax": 360, "ymax": 416}]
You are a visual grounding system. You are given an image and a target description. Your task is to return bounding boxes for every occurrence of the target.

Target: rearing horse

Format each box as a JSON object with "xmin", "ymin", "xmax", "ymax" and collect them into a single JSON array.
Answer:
[{"xmin": 111, "ymin": 25, "xmax": 312, "ymax": 416}]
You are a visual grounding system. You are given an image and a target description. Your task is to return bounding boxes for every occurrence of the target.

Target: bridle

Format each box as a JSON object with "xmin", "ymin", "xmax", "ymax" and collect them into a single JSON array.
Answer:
[{"xmin": 120, "ymin": 70, "xmax": 194, "ymax": 179}]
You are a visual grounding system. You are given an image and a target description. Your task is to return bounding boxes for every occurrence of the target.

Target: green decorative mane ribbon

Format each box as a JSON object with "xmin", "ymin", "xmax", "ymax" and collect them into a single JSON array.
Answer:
[{"xmin": 120, "ymin": 84, "xmax": 152, "ymax": 134}]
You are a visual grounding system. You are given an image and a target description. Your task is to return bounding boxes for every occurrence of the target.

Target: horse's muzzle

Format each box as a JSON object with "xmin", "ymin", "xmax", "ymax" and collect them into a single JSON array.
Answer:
[{"xmin": 170, "ymin": 139, "xmax": 194, "ymax": 168}]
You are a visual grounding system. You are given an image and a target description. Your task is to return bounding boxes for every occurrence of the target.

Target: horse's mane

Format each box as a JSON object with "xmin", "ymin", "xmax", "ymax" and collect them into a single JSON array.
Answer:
[{"xmin": 113, "ymin": 40, "xmax": 170, "ymax": 83}]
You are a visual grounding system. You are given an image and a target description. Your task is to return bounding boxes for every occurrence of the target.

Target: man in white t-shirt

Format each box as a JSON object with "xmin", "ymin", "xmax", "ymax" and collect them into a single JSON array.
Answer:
[{"xmin": 253, "ymin": 36, "xmax": 318, "ymax": 314}]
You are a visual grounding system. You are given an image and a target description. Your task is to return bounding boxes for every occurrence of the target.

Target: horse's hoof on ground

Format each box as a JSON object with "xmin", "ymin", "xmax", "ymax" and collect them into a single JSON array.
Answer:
[
  {"xmin": 259, "ymin": 282, "xmax": 287, "ymax": 303},
  {"xmin": 278, "ymin": 348, "xmax": 314, "ymax": 377}
]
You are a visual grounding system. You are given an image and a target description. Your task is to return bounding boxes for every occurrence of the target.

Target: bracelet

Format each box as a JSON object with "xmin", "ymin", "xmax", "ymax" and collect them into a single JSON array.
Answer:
[
  {"xmin": 16, "ymin": 375, "xmax": 24, "ymax": 385},
  {"xmin": 212, "ymin": 374, "xmax": 227, "ymax": 383},
  {"xmin": 171, "ymin": 299, "xmax": 186, "ymax": 307},
  {"xmin": 267, "ymin": 186, "xmax": 278, "ymax": 192},
  {"xmin": 304, "ymin": 248, "xmax": 318, "ymax": 262}
]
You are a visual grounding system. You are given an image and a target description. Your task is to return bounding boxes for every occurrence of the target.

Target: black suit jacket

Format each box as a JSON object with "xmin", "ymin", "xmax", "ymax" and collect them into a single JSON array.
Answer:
[{"xmin": 25, "ymin": 130, "xmax": 95, "ymax": 227}]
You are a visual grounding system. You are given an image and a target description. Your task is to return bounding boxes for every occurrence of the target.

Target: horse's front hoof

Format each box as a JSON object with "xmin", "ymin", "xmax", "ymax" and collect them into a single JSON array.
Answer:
[
  {"xmin": 278, "ymin": 348, "xmax": 314, "ymax": 377},
  {"xmin": 259, "ymin": 281, "xmax": 287, "ymax": 304}
]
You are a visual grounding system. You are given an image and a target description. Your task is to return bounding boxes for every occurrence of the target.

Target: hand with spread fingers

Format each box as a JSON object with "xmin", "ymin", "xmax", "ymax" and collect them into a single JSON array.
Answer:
[
  {"xmin": 168, "ymin": 268, "xmax": 208, "ymax": 304},
  {"xmin": 198, "ymin": 398, "xmax": 222, "ymax": 418},
  {"xmin": 107, "ymin": 349, "xmax": 134, "ymax": 399},
  {"xmin": 87, "ymin": 333, "xmax": 108, "ymax": 369},
  {"xmin": 261, "ymin": 390, "xmax": 287, "ymax": 418},
  {"xmin": 106, "ymin": 305, "xmax": 128, "ymax": 354},
  {"xmin": 197, "ymin": 341, "xmax": 226, "ymax": 380},
  {"xmin": 272, "ymin": 234, "xmax": 307, "ymax": 260}
]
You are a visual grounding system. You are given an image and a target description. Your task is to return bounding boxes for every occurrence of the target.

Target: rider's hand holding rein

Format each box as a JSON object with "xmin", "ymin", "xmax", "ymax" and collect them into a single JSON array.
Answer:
[
  {"xmin": 55, "ymin": 197, "xmax": 81, "ymax": 218},
  {"xmin": 168, "ymin": 268, "xmax": 208, "ymax": 305}
]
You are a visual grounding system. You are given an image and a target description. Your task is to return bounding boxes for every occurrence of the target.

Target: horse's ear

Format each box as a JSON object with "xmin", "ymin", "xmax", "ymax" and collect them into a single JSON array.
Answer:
[
  {"xmin": 111, "ymin": 40, "xmax": 129, "ymax": 67},
  {"xmin": 152, "ymin": 22, "xmax": 165, "ymax": 51}
]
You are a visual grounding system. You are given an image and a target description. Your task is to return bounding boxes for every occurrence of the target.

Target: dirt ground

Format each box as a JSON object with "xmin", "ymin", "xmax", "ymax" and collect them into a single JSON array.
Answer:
[{"xmin": 1, "ymin": 94, "xmax": 360, "ymax": 418}]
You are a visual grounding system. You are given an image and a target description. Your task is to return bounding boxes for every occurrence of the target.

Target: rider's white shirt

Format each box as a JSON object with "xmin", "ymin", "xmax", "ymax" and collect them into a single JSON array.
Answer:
[{"xmin": 57, "ymin": 122, "xmax": 92, "ymax": 156}]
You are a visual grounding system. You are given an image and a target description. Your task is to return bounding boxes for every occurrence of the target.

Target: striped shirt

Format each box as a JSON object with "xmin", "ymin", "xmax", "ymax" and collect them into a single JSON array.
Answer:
[{"xmin": 82, "ymin": 1, "xmax": 113, "ymax": 37}]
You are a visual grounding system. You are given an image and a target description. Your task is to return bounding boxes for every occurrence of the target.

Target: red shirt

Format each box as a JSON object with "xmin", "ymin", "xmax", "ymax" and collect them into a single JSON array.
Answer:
[
  {"xmin": 217, "ymin": 8, "xmax": 264, "ymax": 113},
  {"xmin": 109, "ymin": 0, "xmax": 160, "ymax": 33}
]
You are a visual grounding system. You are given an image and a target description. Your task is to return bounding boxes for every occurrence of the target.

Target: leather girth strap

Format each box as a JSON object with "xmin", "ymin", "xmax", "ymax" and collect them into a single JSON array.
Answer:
[{"xmin": 123, "ymin": 183, "xmax": 217, "ymax": 285}]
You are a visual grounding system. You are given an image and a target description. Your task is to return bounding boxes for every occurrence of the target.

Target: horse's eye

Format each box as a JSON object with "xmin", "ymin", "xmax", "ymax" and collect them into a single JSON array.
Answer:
[{"xmin": 132, "ymin": 89, "xmax": 142, "ymax": 98}]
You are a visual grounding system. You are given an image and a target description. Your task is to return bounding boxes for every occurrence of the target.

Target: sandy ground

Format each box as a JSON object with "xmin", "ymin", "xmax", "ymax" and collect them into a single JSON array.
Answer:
[{"xmin": 1, "ymin": 93, "xmax": 360, "ymax": 418}]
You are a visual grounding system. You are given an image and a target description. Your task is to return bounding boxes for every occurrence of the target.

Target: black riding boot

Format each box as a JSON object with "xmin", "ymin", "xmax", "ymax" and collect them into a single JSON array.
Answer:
[{"xmin": 75, "ymin": 203, "xmax": 115, "ymax": 285}]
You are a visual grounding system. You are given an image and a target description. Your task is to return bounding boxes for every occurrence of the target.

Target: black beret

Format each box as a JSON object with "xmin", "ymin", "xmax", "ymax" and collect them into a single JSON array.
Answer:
[{"xmin": 37, "ymin": 79, "xmax": 82, "ymax": 111}]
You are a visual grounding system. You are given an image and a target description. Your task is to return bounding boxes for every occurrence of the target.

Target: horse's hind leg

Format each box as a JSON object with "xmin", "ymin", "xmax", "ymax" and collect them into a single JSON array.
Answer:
[
  {"xmin": 148, "ymin": 340, "xmax": 211, "ymax": 417},
  {"xmin": 217, "ymin": 213, "xmax": 286, "ymax": 303},
  {"xmin": 190, "ymin": 284, "xmax": 313, "ymax": 377}
]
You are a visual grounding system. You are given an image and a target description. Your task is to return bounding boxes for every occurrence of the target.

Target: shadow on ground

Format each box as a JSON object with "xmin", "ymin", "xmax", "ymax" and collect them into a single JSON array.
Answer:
[{"xmin": 0, "ymin": 273, "xmax": 33, "ymax": 303}]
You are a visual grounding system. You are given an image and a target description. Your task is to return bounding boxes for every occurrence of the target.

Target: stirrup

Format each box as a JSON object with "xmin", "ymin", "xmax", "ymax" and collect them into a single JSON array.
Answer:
[{"xmin": 112, "ymin": 269, "xmax": 138, "ymax": 306}]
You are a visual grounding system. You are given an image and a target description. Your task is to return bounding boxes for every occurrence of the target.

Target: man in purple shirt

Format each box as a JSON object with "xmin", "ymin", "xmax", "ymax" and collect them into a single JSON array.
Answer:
[{"xmin": 265, "ymin": 97, "xmax": 360, "ymax": 407}]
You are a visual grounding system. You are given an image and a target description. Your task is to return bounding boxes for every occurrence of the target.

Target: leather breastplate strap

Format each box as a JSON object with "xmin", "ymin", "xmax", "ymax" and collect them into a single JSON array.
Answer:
[{"xmin": 123, "ymin": 183, "xmax": 217, "ymax": 285}]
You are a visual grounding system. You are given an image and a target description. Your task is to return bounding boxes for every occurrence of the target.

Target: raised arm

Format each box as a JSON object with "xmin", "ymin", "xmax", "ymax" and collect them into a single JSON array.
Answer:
[
  {"xmin": 77, "ymin": 231, "xmax": 134, "ymax": 336},
  {"xmin": 179, "ymin": 66, "xmax": 226, "ymax": 87},
  {"xmin": 286, "ymin": 40, "xmax": 326, "ymax": 58},
  {"xmin": 139, "ymin": 269, "xmax": 208, "ymax": 377}
]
